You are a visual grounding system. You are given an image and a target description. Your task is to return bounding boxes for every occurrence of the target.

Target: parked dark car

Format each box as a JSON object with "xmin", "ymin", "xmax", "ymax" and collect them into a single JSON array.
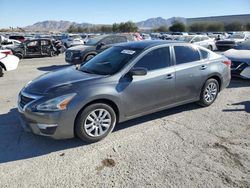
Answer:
[
  {"xmin": 222, "ymin": 41, "xmax": 250, "ymax": 79},
  {"xmin": 216, "ymin": 32, "xmax": 250, "ymax": 51},
  {"xmin": 8, "ymin": 38, "xmax": 58, "ymax": 59},
  {"xmin": 65, "ymin": 34, "xmax": 134, "ymax": 64},
  {"xmin": 18, "ymin": 41, "xmax": 231, "ymax": 143}
]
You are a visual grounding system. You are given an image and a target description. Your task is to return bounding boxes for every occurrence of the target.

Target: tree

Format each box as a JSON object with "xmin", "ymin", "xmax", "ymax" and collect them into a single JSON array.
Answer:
[
  {"xmin": 224, "ymin": 21, "xmax": 245, "ymax": 31},
  {"xmin": 67, "ymin": 25, "xmax": 77, "ymax": 33},
  {"xmin": 112, "ymin": 23, "xmax": 119, "ymax": 32},
  {"xmin": 169, "ymin": 21, "xmax": 186, "ymax": 32},
  {"xmin": 189, "ymin": 23, "xmax": 207, "ymax": 32},
  {"xmin": 207, "ymin": 22, "xmax": 224, "ymax": 32},
  {"xmin": 154, "ymin": 25, "xmax": 168, "ymax": 32},
  {"xmin": 245, "ymin": 23, "xmax": 250, "ymax": 31}
]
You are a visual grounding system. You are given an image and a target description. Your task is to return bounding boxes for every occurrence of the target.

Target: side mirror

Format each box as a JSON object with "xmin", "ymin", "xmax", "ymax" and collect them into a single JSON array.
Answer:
[{"xmin": 128, "ymin": 67, "xmax": 147, "ymax": 76}]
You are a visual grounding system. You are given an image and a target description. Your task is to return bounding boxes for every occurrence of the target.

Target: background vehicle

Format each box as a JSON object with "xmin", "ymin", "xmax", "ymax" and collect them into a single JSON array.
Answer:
[
  {"xmin": 176, "ymin": 35, "xmax": 216, "ymax": 51},
  {"xmin": 9, "ymin": 35, "xmax": 26, "ymax": 42},
  {"xmin": 65, "ymin": 34, "xmax": 134, "ymax": 64},
  {"xmin": 222, "ymin": 41, "xmax": 250, "ymax": 79},
  {"xmin": 0, "ymin": 39, "xmax": 21, "ymax": 48},
  {"xmin": 18, "ymin": 41, "xmax": 230, "ymax": 142},
  {"xmin": 61, "ymin": 34, "xmax": 84, "ymax": 48},
  {"xmin": 8, "ymin": 38, "xmax": 58, "ymax": 59},
  {"xmin": 0, "ymin": 52, "xmax": 19, "ymax": 77},
  {"xmin": 216, "ymin": 32, "xmax": 250, "ymax": 51}
]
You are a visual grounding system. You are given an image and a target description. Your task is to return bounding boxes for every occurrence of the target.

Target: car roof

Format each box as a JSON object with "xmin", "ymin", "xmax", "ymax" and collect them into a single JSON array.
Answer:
[{"xmin": 115, "ymin": 40, "xmax": 183, "ymax": 50}]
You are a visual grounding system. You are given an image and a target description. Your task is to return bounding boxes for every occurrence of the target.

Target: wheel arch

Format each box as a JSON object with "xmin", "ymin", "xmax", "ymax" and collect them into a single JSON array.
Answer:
[
  {"xmin": 74, "ymin": 98, "xmax": 120, "ymax": 133},
  {"xmin": 0, "ymin": 61, "xmax": 6, "ymax": 71},
  {"xmin": 205, "ymin": 74, "xmax": 222, "ymax": 91}
]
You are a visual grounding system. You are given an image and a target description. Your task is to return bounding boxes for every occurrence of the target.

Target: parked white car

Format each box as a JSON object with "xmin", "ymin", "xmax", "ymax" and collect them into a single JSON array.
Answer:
[
  {"xmin": 0, "ymin": 39, "xmax": 21, "ymax": 48},
  {"xmin": 176, "ymin": 35, "xmax": 216, "ymax": 51},
  {"xmin": 0, "ymin": 51, "xmax": 19, "ymax": 77},
  {"xmin": 61, "ymin": 34, "xmax": 84, "ymax": 48}
]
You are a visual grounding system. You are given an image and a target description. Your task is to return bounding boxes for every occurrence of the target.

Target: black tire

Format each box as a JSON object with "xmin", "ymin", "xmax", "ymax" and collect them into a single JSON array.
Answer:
[
  {"xmin": 85, "ymin": 54, "xmax": 95, "ymax": 62},
  {"xmin": 198, "ymin": 78, "xmax": 219, "ymax": 107},
  {"xmin": 15, "ymin": 52, "xmax": 23, "ymax": 59},
  {"xmin": 75, "ymin": 103, "xmax": 117, "ymax": 143},
  {"xmin": 0, "ymin": 66, "xmax": 3, "ymax": 77}
]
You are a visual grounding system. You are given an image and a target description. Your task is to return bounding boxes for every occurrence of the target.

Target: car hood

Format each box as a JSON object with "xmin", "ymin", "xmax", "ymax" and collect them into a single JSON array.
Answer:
[
  {"xmin": 67, "ymin": 45, "xmax": 93, "ymax": 52},
  {"xmin": 23, "ymin": 66, "xmax": 105, "ymax": 94},
  {"xmin": 222, "ymin": 49, "xmax": 250, "ymax": 63}
]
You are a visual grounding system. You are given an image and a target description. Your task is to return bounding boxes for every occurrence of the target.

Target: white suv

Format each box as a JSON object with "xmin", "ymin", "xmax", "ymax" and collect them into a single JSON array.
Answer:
[{"xmin": 61, "ymin": 34, "xmax": 84, "ymax": 48}]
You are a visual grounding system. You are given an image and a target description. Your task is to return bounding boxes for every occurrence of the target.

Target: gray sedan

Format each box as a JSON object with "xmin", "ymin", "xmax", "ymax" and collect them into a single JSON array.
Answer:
[{"xmin": 18, "ymin": 41, "xmax": 231, "ymax": 142}]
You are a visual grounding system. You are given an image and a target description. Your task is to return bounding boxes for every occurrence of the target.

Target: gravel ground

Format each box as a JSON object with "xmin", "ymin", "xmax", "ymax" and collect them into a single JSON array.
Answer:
[{"xmin": 0, "ymin": 55, "xmax": 249, "ymax": 188}]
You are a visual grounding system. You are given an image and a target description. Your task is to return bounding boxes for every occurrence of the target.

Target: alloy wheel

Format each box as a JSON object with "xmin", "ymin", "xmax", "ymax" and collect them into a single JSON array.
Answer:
[
  {"xmin": 84, "ymin": 108, "xmax": 112, "ymax": 137},
  {"xmin": 204, "ymin": 82, "xmax": 218, "ymax": 103}
]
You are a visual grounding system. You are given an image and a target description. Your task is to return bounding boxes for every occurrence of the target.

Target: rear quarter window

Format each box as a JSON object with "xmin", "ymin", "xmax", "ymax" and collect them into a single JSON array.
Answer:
[{"xmin": 199, "ymin": 49, "xmax": 209, "ymax": 59}]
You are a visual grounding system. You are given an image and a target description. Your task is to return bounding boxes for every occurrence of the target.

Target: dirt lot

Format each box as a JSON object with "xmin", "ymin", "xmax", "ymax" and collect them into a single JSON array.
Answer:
[{"xmin": 0, "ymin": 55, "xmax": 249, "ymax": 188}]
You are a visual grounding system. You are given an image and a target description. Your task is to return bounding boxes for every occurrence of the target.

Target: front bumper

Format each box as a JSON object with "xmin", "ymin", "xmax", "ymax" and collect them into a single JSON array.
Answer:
[
  {"xmin": 17, "ymin": 92, "xmax": 75, "ymax": 139},
  {"xmin": 65, "ymin": 51, "xmax": 82, "ymax": 64}
]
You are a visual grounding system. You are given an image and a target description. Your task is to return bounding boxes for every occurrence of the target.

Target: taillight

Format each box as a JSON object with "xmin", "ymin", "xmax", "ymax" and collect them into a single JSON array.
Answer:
[
  {"xmin": 1, "ymin": 50, "xmax": 13, "ymax": 55},
  {"xmin": 223, "ymin": 60, "xmax": 231, "ymax": 67}
]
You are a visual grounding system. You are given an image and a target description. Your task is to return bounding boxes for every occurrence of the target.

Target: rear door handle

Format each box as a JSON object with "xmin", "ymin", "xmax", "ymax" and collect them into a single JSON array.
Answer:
[
  {"xmin": 165, "ymin": 74, "xmax": 174, "ymax": 79},
  {"xmin": 200, "ymin": 65, "xmax": 207, "ymax": 70}
]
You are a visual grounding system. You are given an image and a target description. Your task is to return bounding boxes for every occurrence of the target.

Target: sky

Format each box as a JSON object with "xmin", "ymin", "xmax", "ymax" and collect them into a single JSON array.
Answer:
[{"xmin": 0, "ymin": 0, "xmax": 249, "ymax": 28}]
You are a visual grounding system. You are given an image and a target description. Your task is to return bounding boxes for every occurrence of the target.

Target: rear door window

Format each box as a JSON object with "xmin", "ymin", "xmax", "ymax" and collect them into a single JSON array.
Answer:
[
  {"xmin": 134, "ymin": 47, "xmax": 171, "ymax": 71},
  {"xmin": 174, "ymin": 46, "xmax": 201, "ymax": 65}
]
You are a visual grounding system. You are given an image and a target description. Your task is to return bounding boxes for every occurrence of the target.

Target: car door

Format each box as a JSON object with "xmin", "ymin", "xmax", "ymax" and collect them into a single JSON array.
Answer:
[
  {"xmin": 173, "ymin": 45, "xmax": 208, "ymax": 103},
  {"xmin": 41, "ymin": 40, "xmax": 51, "ymax": 55},
  {"xmin": 25, "ymin": 40, "xmax": 41, "ymax": 56},
  {"xmin": 120, "ymin": 46, "xmax": 176, "ymax": 117}
]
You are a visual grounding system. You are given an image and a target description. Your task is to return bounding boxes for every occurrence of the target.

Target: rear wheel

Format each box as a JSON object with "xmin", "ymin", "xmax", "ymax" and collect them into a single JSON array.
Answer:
[
  {"xmin": 198, "ymin": 78, "xmax": 219, "ymax": 107},
  {"xmin": 0, "ymin": 66, "xmax": 3, "ymax": 77},
  {"xmin": 15, "ymin": 52, "xmax": 23, "ymax": 59},
  {"xmin": 75, "ymin": 103, "xmax": 117, "ymax": 143}
]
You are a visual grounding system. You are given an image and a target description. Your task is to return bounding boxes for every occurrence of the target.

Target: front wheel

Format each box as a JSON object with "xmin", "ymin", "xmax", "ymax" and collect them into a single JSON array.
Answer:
[
  {"xmin": 198, "ymin": 78, "xmax": 219, "ymax": 107},
  {"xmin": 75, "ymin": 103, "xmax": 117, "ymax": 143}
]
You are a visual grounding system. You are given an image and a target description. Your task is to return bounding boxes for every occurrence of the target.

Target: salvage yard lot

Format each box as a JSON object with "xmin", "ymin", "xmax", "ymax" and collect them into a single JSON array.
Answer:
[{"xmin": 0, "ymin": 55, "xmax": 249, "ymax": 187}]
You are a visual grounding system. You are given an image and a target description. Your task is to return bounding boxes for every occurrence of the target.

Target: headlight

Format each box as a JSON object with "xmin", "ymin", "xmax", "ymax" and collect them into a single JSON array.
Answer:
[{"xmin": 36, "ymin": 93, "xmax": 76, "ymax": 111}]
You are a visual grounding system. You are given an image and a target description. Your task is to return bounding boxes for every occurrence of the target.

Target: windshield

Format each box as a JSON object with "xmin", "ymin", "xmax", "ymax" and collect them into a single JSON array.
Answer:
[
  {"xmin": 85, "ymin": 36, "xmax": 104, "ymax": 45},
  {"xmin": 176, "ymin": 36, "xmax": 193, "ymax": 42},
  {"xmin": 229, "ymin": 34, "xmax": 245, "ymax": 39},
  {"xmin": 80, "ymin": 46, "xmax": 141, "ymax": 75},
  {"xmin": 234, "ymin": 41, "xmax": 250, "ymax": 50}
]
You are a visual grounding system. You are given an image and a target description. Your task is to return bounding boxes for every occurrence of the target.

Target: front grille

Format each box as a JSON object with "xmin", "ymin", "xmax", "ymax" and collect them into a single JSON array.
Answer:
[{"xmin": 19, "ymin": 94, "xmax": 35, "ymax": 109}]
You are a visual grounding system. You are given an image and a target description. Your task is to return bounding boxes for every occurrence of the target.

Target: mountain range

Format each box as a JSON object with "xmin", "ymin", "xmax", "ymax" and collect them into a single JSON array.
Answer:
[{"xmin": 23, "ymin": 14, "xmax": 250, "ymax": 32}]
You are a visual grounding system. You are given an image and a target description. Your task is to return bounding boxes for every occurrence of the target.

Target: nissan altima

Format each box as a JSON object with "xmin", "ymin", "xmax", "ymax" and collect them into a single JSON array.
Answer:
[{"xmin": 18, "ymin": 40, "xmax": 231, "ymax": 142}]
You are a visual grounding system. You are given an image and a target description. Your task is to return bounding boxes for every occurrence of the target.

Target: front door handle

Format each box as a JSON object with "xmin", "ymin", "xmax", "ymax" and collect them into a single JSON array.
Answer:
[
  {"xmin": 200, "ymin": 65, "xmax": 207, "ymax": 70},
  {"xmin": 165, "ymin": 74, "xmax": 174, "ymax": 79}
]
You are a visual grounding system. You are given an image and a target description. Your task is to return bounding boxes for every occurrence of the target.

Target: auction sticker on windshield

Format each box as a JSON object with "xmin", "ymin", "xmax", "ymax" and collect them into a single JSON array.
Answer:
[{"xmin": 121, "ymin": 49, "xmax": 136, "ymax": 55}]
